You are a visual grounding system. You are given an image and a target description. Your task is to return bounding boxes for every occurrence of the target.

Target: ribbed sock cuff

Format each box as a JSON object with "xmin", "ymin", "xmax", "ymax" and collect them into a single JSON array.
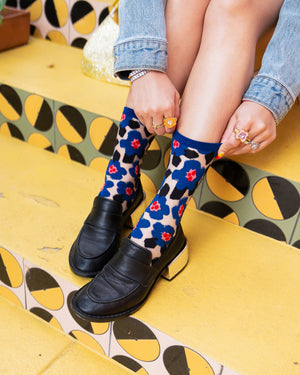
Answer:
[{"xmin": 173, "ymin": 131, "xmax": 221, "ymax": 153}]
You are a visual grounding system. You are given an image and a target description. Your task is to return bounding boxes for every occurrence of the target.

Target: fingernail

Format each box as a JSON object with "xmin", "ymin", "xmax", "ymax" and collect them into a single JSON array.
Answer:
[{"xmin": 216, "ymin": 152, "xmax": 224, "ymax": 160}]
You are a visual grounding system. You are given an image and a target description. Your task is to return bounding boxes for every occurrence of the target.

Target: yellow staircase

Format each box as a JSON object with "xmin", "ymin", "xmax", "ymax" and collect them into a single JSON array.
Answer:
[
  {"xmin": 0, "ymin": 35, "xmax": 300, "ymax": 375},
  {"xmin": 0, "ymin": 296, "xmax": 135, "ymax": 374}
]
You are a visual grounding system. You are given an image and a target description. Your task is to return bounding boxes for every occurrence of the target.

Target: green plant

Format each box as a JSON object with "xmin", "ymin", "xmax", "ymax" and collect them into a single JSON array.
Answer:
[{"xmin": 0, "ymin": 0, "xmax": 7, "ymax": 25}]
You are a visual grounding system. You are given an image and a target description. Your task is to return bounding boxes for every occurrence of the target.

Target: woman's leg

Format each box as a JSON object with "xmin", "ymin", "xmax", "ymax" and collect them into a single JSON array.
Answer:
[
  {"xmin": 130, "ymin": 0, "xmax": 284, "ymax": 259},
  {"xmin": 69, "ymin": 107, "xmax": 154, "ymax": 277},
  {"xmin": 165, "ymin": 0, "xmax": 212, "ymax": 95},
  {"xmin": 178, "ymin": 0, "xmax": 284, "ymax": 142},
  {"xmin": 71, "ymin": 0, "xmax": 284, "ymax": 321}
]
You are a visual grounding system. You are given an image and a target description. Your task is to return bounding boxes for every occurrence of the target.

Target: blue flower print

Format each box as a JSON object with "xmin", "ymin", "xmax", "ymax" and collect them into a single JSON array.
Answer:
[
  {"xmin": 100, "ymin": 180, "xmax": 114, "ymax": 197},
  {"xmin": 152, "ymin": 222, "xmax": 175, "ymax": 247},
  {"xmin": 129, "ymin": 161, "xmax": 140, "ymax": 179},
  {"xmin": 172, "ymin": 160, "xmax": 204, "ymax": 191},
  {"xmin": 130, "ymin": 218, "xmax": 150, "ymax": 239},
  {"xmin": 171, "ymin": 137, "xmax": 187, "ymax": 157},
  {"xmin": 147, "ymin": 195, "xmax": 170, "ymax": 220},
  {"xmin": 172, "ymin": 197, "xmax": 188, "ymax": 226},
  {"xmin": 119, "ymin": 112, "xmax": 127, "ymax": 126},
  {"xmin": 117, "ymin": 181, "xmax": 135, "ymax": 201},
  {"xmin": 107, "ymin": 160, "xmax": 127, "ymax": 180},
  {"xmin": 120, "ymin": 131, "xmax": 148, "ymax": 157}
]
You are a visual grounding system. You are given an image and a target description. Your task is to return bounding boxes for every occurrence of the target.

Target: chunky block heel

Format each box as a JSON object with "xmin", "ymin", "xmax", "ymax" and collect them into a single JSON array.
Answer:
[
  {"xmin": 162, "ymin": 243, "xmax": 189, "ymax": 281},
  {"xmin": 124, "ymin": 192, "xmax": 146, "ymax": 229}
]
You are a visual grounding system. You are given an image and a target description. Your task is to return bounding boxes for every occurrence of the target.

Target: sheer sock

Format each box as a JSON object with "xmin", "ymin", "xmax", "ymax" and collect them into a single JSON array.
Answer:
[
  {"xmin": 99, "ymin": 107, "xmax": 153, "ymax": 212},
  {"xmin": 130, "ymin": 131, "xmax": 220, "ymax": 259}
]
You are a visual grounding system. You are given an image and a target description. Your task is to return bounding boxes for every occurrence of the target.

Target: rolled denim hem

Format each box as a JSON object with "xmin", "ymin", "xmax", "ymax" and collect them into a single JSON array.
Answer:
[
  {"xmin": 113, "ymin": 38, "xmax": 168, "ymax": 79},
  {"xmin": 243, "ymin": 75, "xmax": 295, "ymax": 125}
]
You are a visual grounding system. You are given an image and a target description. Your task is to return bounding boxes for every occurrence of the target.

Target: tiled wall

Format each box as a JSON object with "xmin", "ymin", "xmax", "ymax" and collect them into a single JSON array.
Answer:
[{"xmin": 6, "ymin": 0, "xmax": 111, "ymax": 48}]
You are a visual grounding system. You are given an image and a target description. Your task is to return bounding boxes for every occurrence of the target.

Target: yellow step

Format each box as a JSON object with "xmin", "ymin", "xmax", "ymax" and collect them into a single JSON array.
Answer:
[
  {"xmin": 0, "ymin": 133, "xmax": 299, "ymax": 375},
  {"xmin": 0, "ymin": 37, "xmax": 128, "ymax": 120},
  {"xmin": 0, "ymin": 296, "xmax": 135, "ymax": 375}
]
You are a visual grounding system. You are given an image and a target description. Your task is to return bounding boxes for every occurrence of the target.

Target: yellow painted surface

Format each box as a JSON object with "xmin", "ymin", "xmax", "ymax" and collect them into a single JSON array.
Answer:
[
  {"xmin": 0, "ymin": 296, "xmax": 133, "ymax": 374},
  {"xmin": 0, "ymin": 135, "xmax": 299, "ymax": 374},
  {"xmin": 135, "ymin": 208, "xmax": 300, "ymax": 375},
  {"xmin": 0, "ymin": 38, "xmax": 129, "ymax": 121},
  {"xmin": 0, "ymin": 296, "xmax": 71, "ymax": 374},
  {"xmin": 42, "ymin": 342, "xmax": 134, "ymax": 375},
  {"xmin": 0, "ymin": 135, "xmax": 101, "ymax": 286}
]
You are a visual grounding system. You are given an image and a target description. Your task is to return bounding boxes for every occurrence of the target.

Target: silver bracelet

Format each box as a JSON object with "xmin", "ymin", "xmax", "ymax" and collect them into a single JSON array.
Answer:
[{"xmin": 129, "ymin": 69, "xmax": 148, "ymax": 83}]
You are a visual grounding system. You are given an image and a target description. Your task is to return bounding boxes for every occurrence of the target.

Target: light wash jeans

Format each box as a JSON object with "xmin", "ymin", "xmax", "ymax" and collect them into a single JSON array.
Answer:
[
  {"xmin": 243, "ymin": 0, "xmax": 300, "ymax": 124},
  {"xmin": 113, "ymin": 0, "xmax": 300, "ymax": 124}
]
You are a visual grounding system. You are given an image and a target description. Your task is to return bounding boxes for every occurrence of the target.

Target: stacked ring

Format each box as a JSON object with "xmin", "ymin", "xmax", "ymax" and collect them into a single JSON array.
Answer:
[
  {"xmin": 152, "ymin": 122, "xmax": 164, "ymax": 130},
  {"xmin": 163, "ymin": 117, "xmax": 177, "ymax": 128},
  {"xmin": 234, "ymin": 128, "xmax": 251, "ymax": 143},
  {"xmin": 234, "ymin": 128, "xmax": 260, "ymax": 150},
  {"xmin": 250, "ymin": 142, "xmax": 260, "ymax": 150}
]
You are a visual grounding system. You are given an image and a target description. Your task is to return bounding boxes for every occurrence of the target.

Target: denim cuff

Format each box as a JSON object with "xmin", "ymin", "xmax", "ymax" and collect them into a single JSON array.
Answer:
[
  {"xmin": 113, "ymin": 38, "xmax": 168, "ymax": 80},
  {"xmin": 243, "ymin": 75, "xmax": 295, "ymax": 125}
]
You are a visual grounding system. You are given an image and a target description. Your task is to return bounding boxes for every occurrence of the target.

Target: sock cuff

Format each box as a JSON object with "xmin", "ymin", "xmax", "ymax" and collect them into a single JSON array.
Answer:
[
  {"xmin": 123, "ymin": 106, "xmax": 137, "ymax": 119},
  {"xmin": 173, "ymin": 131, "xmax": 221, "ymax": 153}
]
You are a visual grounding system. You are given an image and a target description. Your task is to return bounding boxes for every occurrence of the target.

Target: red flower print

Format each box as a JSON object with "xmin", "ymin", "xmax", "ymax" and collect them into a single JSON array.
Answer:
[
  {"xmin": 109, "ymin": 165, "xmax": 118, "ymax": 174},
  {"xmin": 126, "ymin": 187, "xmax": 133, "ymax": 196},
  {"xmin": 178, "ymin": 204, "xmax": 184, "ymax": 216},
  {"xmin": 120, "ymin": 113, "xmax": 126, "ymax": 122},
  {"xmin": 131, "ymin": 139, "xmax": 141, "ymax": 149},
  {"xmin": 173, "ymin": 140, "xmax": 180, "ymax": 149},
  {"xmin": 186, "ymin": 169, "xmax": 196, "ymax": 182},
  {"xmin": 150, "ymin": 201, "xmax": 161, "ymax": 211},
  {"xmin": 135, "ymin": 165, "xmax": 139, "ymax": 175},
  {"xmin": 161, "ymin": 232, "xmax": 172, "ymax": 242}
]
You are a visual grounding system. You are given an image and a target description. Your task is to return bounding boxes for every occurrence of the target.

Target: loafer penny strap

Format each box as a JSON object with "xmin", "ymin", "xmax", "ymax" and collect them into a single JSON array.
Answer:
[
  {"xmin": 86, "ymin": 197, "xmax": 123, "ymax": 232},
  {"xmin": 109, "ymin": 241, "xmax": 154, "ymax": 285}
]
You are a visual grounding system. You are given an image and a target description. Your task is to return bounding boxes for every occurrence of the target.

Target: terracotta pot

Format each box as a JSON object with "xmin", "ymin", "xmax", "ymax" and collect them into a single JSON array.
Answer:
[{"xmin": 0, "ymin": 7, "xmax": 30, "ymax": 51}]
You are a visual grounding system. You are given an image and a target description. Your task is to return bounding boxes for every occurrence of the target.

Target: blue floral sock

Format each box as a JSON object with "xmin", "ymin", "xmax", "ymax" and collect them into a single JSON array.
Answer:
[
  {"xmin": 99, "ymin": 107, "xmax": 154, "ymax": 212},
  {"xmin": 130, "ymin": 131, "xmax": 220, "ymax": 259}
]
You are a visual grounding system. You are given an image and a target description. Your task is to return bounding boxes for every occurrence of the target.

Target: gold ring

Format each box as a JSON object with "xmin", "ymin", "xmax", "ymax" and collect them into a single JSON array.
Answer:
[
  {"xmin": 234, "ymin": 128, "xmax": 251, "ymax": 144},
  {"xmin": 152, "ymin": 122, "xmax": 164, "ymax": 130},
  {"xmin": 163, "ymin": 117, "xmax": 177, "ymax": 129}
]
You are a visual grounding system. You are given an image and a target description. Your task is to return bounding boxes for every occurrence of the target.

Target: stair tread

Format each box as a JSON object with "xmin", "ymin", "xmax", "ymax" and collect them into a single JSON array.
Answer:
[
  {"xmin": 0, "ymin": 133, "xmax": 299, "ymax": 375},
  {"xmin": 0, "ymin": 37, "xmax": 128, "ymax": 121},
  {"xmin": 0, "ymin": 296, "xmax": 133, "ymax": 375}
]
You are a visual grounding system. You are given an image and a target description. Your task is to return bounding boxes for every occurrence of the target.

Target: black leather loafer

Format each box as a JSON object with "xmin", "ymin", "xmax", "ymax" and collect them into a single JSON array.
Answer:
[
  {"xmin": 69, "ymin": 181, "xmax": 144, "ymax": 278},
  {"xmin": 71, "ymin": 224, "xmax": 188, "ymax": 322}
]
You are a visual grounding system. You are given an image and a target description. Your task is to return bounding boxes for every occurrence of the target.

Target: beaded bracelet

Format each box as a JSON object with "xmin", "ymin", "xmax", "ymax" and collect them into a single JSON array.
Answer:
[{"xmin": 129, "ymin": 69, "xmax": 148, "ymax": 83}]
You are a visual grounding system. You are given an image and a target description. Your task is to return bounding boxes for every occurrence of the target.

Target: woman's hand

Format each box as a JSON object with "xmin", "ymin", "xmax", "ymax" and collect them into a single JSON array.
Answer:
[
  {"xmin": 126, "ymin": 71, "xmax": 180, "ymax": 135},
  {"xmin": 217, "ymin": 101, "xmax": 277, "ymax": 158}
]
